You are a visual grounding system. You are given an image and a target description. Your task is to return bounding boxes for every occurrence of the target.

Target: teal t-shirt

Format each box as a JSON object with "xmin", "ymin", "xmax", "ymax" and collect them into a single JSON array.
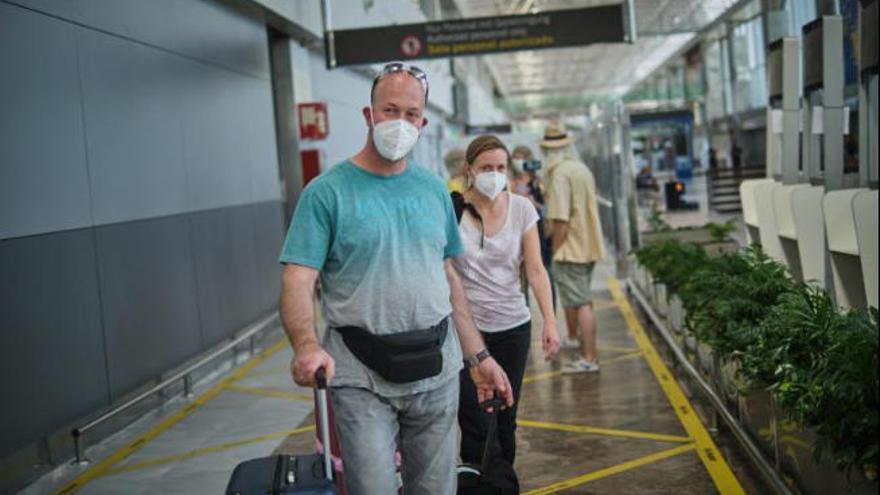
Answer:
[{"xmin": 279, "ymin": 160, "xmax": 464, "ymax": 396}]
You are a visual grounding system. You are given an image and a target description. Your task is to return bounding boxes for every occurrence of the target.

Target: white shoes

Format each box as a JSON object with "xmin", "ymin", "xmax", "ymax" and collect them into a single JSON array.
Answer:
[
  {"xmin": 560, "ymin": 338, "xmax": 580, "ymax": 350},
  {"xmin": 563, "ymin": 358, "xmax": 601, "ymax": 374}
]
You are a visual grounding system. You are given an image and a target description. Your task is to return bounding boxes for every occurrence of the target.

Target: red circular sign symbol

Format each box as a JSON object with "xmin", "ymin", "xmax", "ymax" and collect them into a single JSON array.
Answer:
[{"xmin": 400, "ymin": 35, "xmax": 422, "ymax": 58}]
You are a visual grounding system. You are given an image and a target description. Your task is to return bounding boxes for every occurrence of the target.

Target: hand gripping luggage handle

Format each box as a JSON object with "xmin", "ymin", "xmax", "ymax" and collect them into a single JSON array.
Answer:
[{"xmin": 315, "ymin": 368, "xmax": 333, "ymax": 481}]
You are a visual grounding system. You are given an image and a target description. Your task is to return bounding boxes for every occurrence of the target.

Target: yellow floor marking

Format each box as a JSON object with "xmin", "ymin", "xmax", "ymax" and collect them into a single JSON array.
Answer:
[
  {"xmin": 238, "ymin": 365, "xmax": 289, "ymax": 380},
  {"xmin": 523, "ymin": 443, "xmax": 696, "ymax": 495},
  {"xmin": 598, "ymin": 349, "xmax": 644, "ymax": 365},
  {"xmin": 521, "ymin": 370, "xmax": 563, "ymax": 385},
  {"xmin": 56, "ymin": 339, "xmax": 290, "ymax": 495},
  {"xmin": 101, "ymin": 425, "xmax": 315, "ymax": 477},
  {"xmin": 226, "ymin": 383, "xmax": 313, "ymax": 402},
  {"xmin": 517, "ymin": 419, "xmax": 690, "ymax": 443},
  {"xmin": 521, "ymin": 350, "xmax": 642, "ymax": 385},
  {"xmin": 609, "ymin": 278, "xmax": 746, "ymax": 495}
]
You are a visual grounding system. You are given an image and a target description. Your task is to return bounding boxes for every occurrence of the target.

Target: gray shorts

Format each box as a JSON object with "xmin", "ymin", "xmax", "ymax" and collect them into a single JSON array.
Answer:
[
  {"xmin": 331, "ymin": 376, "xmax": 459, "ymax": 494},
  {"xmin": 552, "ymin": 261, "xmax": 595, "ymax": 308}
]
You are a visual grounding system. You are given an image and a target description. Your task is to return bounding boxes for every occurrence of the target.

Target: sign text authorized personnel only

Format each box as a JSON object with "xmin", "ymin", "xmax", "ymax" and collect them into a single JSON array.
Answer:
[{"xmin": 327, "ymin": 5, "xmax": 628, "ymax": 68}]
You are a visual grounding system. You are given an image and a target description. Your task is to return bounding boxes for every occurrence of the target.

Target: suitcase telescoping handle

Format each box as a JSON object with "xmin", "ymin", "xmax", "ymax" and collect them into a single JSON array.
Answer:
[
  {"xmin": 479, "ymin": 394, "xmax": 505, "ymax": 474},
  {"xmin": 315, "ymin": 367, "xmax": 333, "ymax": 481}
]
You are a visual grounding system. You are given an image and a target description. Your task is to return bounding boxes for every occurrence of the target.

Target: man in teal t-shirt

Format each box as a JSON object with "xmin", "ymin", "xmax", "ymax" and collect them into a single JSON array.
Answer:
[{"xmin": 279, "ymin": 63, "xmax": 513, "ymax": 494}]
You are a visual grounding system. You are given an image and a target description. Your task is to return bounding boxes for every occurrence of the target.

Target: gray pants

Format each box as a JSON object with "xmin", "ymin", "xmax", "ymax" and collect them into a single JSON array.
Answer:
[{"xmin": 331, "ymin": 376, "xmax": 459, "ymax": 495}]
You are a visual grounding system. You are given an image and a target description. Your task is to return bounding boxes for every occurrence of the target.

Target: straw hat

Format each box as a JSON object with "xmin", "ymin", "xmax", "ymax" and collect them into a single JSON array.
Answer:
[{"xmin": 540, "ymin": 122, "xmax": 573, "ymax": 148}]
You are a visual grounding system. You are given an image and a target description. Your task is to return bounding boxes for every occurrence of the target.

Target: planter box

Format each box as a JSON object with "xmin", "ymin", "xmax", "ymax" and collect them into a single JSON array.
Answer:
[
  {"xmin": 712, "ymin": 357, "xmax": 741, "ymax": 407},
  {"xmin": 683, "ymin": 332, "xmax": 698, "ymax": 354},
  {"xmin": 641, "ymin": 228, "xmax": 716, "ymax": 245},
  {"xmin": 666, "ymin": 294, "xmax": 684, "ymax": 335},
  {"xmin": 777, "ymin": 425, "xmax": 879, "ymax": 495},
  {"xmin": 697, "ymin": 342, "xmax": 714, "ymax": 376},
  {"xmin": 684, "ymin": 341, "xmax": 700, "ymax": 369},
  {"xmin": 654, "ymin": 282, "xmax": 668, "ymax": 317},
  {"xmin": 739, "ymin": 388, "xmax": 775, "ymax": 459},
  {"xmin": 672, "ymin": 332, "xmax": 686, "ymax": 349},
  {"xmin": 637, "ymin": 265, "xmax": 650, "ymax": 294}
]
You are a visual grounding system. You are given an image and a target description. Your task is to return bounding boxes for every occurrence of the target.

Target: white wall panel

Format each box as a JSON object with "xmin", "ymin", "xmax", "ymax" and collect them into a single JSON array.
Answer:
[
  {"xmin": 242, "ymin": 81, "xmax": 284, "ymax": 203},
  {"xmin": 78, "ymin": 30, "xmax": 190, "ymax": 225},
  {"xmin": 9, "ymin": 0, "xmax": 271, "ymax": 79},
  {"xmin": 178, "ymin": 63, "xmax": 279, "ymax": 210},
  {"xmin": 0, "ymin": 4, "xmax": 93, "ymax": 240}
]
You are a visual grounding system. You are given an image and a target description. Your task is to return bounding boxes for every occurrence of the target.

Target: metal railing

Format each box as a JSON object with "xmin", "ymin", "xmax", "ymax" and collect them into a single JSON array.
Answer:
[
  {"xmin": 70, "ymin": 312, "xmax": 281, "ymax": 464},
  {"xmin": 626, "ymin": 279, "xmax": 795, "ymax": 495}
]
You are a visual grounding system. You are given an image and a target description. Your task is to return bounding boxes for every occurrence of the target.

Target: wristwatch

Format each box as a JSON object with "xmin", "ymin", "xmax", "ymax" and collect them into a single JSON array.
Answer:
[{"xmin": 464, "ymin": 349, "xmax": 491, "ymax": 369}]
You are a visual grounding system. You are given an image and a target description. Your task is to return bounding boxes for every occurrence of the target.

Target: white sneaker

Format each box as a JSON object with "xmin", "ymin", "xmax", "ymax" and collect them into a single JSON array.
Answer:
[
  {"xmin": 561, "ymin": 338, "xmax": 580, "ymax": 350},
  {"xmin": 563, "ymin": 358, "xmax": 601, "ymax": 374}
]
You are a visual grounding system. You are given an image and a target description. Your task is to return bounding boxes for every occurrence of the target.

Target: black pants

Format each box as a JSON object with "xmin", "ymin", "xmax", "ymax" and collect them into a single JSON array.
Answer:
[{"xmin": 459, "ymin": 321, "xmax": 531, "ymax": 466}]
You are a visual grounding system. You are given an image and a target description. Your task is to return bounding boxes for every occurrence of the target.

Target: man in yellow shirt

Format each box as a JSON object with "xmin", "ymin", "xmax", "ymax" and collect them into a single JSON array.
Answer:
[
  {"xmin": 541, "ymin": 122, "xmax": 607, "ymax": 373},
  {"xmin": 445, "ymin": 148, "xmax": 467, "ymax": 193}
]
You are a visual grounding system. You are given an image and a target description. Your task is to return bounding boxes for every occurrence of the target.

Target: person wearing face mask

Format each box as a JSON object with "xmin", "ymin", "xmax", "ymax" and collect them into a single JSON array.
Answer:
[
  {"xmin": 452, "ymin": 135, "xmax": 560, "ymax": 475},
  {"xmin": 510, "ymin": 146, "xmax": 540, "ymax": 207},
  {"xmin": 510, "ymin": 145, "xmax": 556, "ymax": 310},
  {"xmin": 279, "ymin": 63, "xmax": 513, "ymax": 494}
]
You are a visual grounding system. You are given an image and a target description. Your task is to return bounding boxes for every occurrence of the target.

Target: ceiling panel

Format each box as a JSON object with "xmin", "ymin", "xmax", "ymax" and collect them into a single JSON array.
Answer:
[{"xmin": 453, "ymin": 0, "xmax": 742, "ymax": 116}]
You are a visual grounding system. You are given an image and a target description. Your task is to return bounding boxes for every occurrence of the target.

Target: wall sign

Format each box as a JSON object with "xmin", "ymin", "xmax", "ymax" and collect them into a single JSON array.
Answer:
[
  {"xmin": 298, "ymin": 102, "xmax": 329, "ymax": 140},
  {"xmin": 301, "ymin": 149, "xmax": 321, "ymax": 187}
]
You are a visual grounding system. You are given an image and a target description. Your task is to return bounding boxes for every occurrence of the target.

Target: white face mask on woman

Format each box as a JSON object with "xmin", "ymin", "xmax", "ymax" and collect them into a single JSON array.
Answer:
[
  {"xmin": 371, "ymin": 115, "xmax": 420, "ymax": 162},
  {"xmin": 474, "ymin": 171, "xmax": 507, "ymax": 200}
]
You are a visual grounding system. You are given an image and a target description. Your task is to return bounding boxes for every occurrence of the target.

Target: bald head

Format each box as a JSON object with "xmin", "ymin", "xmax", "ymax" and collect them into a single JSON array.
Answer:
[
  {"xmin": 369, "ymin": 72, "xmax": 427, "ymax": 128},
  {"xmin": 371, "ymin": 72, "xmax": 428, "ymax": 106}
]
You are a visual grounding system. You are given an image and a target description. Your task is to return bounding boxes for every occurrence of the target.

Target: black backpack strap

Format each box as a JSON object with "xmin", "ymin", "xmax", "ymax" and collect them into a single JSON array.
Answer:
[
  {"xmin": 451, "ymin": 191, "xmax": 487, "ymax": 249},
  {"xmin": 450, "ymin": 191, "xmax": 466, "ymax": 223}
]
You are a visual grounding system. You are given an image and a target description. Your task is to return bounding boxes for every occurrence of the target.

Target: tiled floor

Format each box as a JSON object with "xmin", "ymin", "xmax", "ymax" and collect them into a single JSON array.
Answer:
[
  {"xmin": 21, "ymin": 257, "xmax": 766, "ymax": 494},
  {"xmin": 18, "ymin": 335, "xmax": 313, "ymax": 495},
  {"xmin": 274, "ymin": 262, "xmax": 768, "ymax": 494}
]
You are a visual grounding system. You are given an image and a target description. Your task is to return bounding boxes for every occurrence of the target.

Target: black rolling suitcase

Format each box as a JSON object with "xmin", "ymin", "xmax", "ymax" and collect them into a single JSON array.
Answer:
[
  {"xmin": 226, "ymin": 368, "xmax": 337, "ymax": 495},
  {"xmin": 456, "ymin": 397, "xmax": 520, "ymax": 495}
]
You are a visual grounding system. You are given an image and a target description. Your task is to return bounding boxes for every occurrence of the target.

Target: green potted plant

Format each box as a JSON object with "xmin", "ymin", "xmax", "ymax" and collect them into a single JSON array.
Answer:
[{"xmin": 746, "ymin": 285, "xmax": 879, "ymax": 491}]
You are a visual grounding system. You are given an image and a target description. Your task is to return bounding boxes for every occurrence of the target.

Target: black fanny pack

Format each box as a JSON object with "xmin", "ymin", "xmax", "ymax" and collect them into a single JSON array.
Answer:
[{"xmin": 336, "ymin": 317, "xmax": 448, "ymax": 384}]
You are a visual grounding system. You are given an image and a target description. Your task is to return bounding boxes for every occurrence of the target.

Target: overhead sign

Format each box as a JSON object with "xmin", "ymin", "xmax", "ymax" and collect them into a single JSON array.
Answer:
[
  {"xmin": 327, "ymin": 5, "xmax": 629, "ymax": 68},
  {"xmin": 465, "ymin": 123, "xmax": 513, "ymax": 135}
]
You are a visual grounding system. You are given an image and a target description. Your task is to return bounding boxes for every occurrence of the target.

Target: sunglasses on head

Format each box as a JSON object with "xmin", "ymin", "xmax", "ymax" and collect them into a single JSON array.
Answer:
[{"xmin": 371, "ymin": 62, "xmax": 429, "ymax": 101}]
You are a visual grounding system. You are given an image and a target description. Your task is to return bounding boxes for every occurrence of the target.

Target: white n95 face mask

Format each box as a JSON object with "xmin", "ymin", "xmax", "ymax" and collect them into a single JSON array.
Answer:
[
  {"xmin": 475, "ymin": 171, "xmax": 507, "ymax": 200},
  {"xmin": 511, "ymin": 158, "xmax": 525, "ymax": 172},
  {"xmin": 372, "ymin": 117, "xmax": 420, "ymax": 162}
]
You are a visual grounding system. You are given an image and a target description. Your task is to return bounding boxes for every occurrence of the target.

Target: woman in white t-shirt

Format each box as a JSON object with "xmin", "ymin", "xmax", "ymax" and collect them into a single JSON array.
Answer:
[{"xmin": 454, "ymin": 135, "xmax": 560, "ymax": 470}]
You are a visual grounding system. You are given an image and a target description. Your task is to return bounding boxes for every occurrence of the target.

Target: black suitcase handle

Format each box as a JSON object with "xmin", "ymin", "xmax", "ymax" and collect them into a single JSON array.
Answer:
[
  {"xmin": 479, "ymin": 395, "xmax": 505, "ymax": 474},
  {"xmin": 316, "ymin": 367, "xmax": 328, "ymax": 389},
  {"xmin": 314, "ymin": 367, "xmax": 333, "ymax": 481}
]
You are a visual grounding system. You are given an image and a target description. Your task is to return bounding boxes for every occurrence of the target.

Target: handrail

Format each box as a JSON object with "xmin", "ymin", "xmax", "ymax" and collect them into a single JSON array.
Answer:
[
  {"xmin": 626, "ymin": 279, "xmax": 795, "ymax": 495},
  {"xmin": 71, "ymin": 312, "xmax": 281, "ymax": 464}
]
